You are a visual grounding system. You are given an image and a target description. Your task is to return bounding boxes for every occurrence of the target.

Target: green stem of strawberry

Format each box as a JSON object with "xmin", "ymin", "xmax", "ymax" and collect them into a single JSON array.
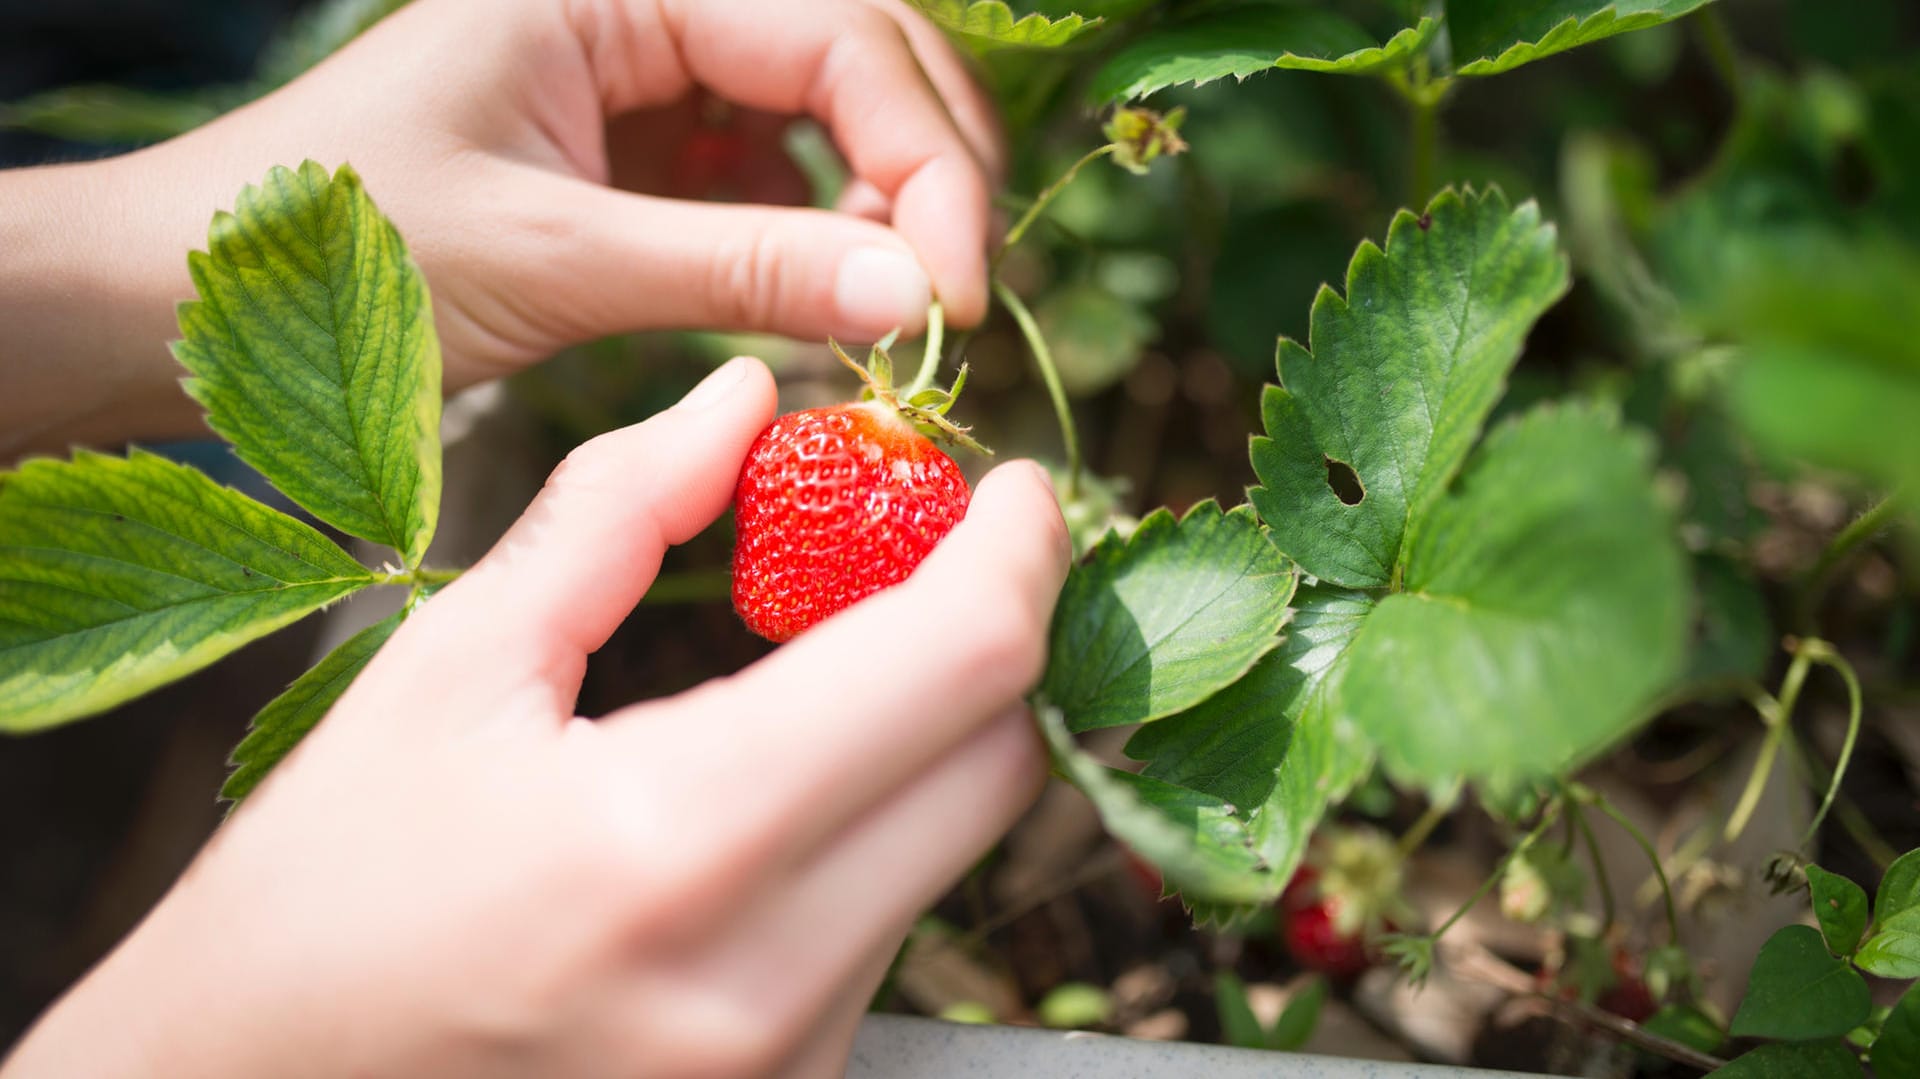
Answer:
[
  {"xmin": 1568, "ymin": 801, "xmax": 1617, "ymax": 934},
  {"xmin": 1793, "ymin": 639, "xmax": 1861, "ymax": 852},
  {"xmin": 374, "ymin": 566, "xmax": 462, "ymax": 588},
  {"xmin": 1429, "ymin": 799, "xmax": 1563, "ymax": 942},
  {"xmin": 994, "ymin": 144, "xmax": 1115, "ymax": 269},
  {"xmin": 906, "ymin": 300, "xmax": 946, "ymax": 397},
  {"xmin": 993, "ymin": 278, "xmax": 1082, "ymax": 500},
  {"xmin": 1394, "ymin": 792, "xmax": 1455, "ymax": 859},
  {"xmin": 1572, "ymin": 782, "xmax": 1680, "ymax": 947},
  {"xmin": 1727, "ymin": 645, "xmax": 1814, "ymax": 844},
  {"xmin": 1795, "ymin": 492, "xmax": 1899, "ymax": 632}
]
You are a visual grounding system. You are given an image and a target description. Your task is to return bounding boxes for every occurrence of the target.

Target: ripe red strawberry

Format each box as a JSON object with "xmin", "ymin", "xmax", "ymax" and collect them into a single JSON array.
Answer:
[
  {"xmin": 1279, "ymin": 827, "xmax": 1408, "ymax": 980},
  {"xmin": 1283, "ymin": 896, "xmax": 1382, "ymax": 980},
  {"xmin": 731, "ymin": 341, "xmax": 983, "ymax": 642}
]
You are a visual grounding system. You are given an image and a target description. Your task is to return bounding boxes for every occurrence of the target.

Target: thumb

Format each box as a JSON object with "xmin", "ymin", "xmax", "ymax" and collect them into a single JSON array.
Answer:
[
  {"xmin": 405, "ymin": 357, "xmax": 775, "ymax": 690},
  {"xmin": 526, "ymin": 170, "xmax": 934, "ymax": 343}
]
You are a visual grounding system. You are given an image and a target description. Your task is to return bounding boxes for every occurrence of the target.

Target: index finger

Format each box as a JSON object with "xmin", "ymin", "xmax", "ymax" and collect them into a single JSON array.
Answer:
[{"xmin": 620, "ymin": 0, "xmax": 995, "ymax": 325}]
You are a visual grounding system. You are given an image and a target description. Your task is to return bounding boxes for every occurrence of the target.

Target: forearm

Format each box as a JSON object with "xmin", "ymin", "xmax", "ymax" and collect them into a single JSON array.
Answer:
[{"xmin": 0, "ymin": 154, "xmax": 208, "ymax": 459}]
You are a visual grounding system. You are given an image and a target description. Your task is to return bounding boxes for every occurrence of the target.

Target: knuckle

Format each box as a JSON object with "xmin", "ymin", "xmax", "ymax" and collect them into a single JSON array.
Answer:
[
  {"xmin": 707, "ymin": 227, "xmax": 786, "ymax": 331},
  {"xmin": 845, "ymin": 4, "xmax": 910, "ymax": 52}
]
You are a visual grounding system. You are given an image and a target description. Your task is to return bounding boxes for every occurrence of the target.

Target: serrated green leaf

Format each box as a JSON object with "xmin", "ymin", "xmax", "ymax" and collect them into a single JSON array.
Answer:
[
  {"xmin": 1333, "ymin": 404, "xmax": 1689, "ymax": 782},
  {"xmin": 1124, "ymin": 585, "xmax": 1373, "ymax": 884},
  {"xmin": 1039, "ymin": 501, "xmax": 1295, "ymax": 733},
  {"xmin": 1249, "ymin": 187, "xmax": 1569, "ymax": 588},
  {"xmin": 1039, "ymin": 706, "xmax": 1279, "ymax": 905},
  {"xmin": 174, "ymin": 161, "xmax": 442, "ymax": 568},
  {"xmin": 1450, "ymin": 0, "xmax": 1721, "ymax": 77},
  {"xmin": 221, "ymin": 608, "xmax": 404, "ymax": 803},
  {"xmin": 1872, "ymin": 985, "xmax": 1920, "ymax": 1077},
  {"xmin": 1806, "ymin": 865, "xmax": 1870, "ymax": 958},
  {"xmin": 1857, "ymin": 848, "xmax": 1920, "ymax": 978},
  {"xmin": 0, "ymin": 450, "xmax": 375, "ymax": 732},
  {"xmin": 1708, "ymin": 1040, "xmax": 1863, "ymax": 1079},
  {"xmin": 1729, "ymin": 925, "xmax": 1872, "ymax": 1042},
  {"xmin": 908, "ymin": 0, "xmax": 1098, "ymax": 50},
  {"xmin": 1089, "ymin": 8, "xmax": 1436, "ymax": 103}
]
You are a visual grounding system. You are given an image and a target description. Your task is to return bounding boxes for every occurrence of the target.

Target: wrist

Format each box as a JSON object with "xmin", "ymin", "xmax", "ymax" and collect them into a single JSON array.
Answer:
[{"xmin": 0, "ymin": 152, "xmax": 205, "ymax": 458}]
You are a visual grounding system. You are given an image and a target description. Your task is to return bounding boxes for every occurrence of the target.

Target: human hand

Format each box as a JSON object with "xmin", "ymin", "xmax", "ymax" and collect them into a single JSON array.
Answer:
[
  {"xmin": 133, "ymin": 0, "xmax": 1001, "ymax": 389},
  {"xmin": 2, "ymin": 358, "xmax": 1069, "ymax": 1078}
]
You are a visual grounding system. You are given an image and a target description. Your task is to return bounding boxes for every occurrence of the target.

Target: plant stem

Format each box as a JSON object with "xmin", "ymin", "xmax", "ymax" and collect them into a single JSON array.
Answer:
[
  {"xmin": 1576, "ymin": 785, "xmax": 1680, "ymax": 946},
  {"xmin": 1569, "ymin": 802, "xmax": 1617, "ymax": 934},
  {"xmin": 1409, "ymin": 84, "xmax": 1439, "ymax": 207},
  {"xmin": 377, "ymin": 566, "xmax": 463, "ymax": 588},
  {"xmin": 995, "ymin": 145, "xmax": 1115, "ymax": 268},
  {"xmin": 1396, "ymin": 794, "xmax": 1453, "ymax": 858},
  {"xmin": 1390, "ymin": 55, "xmax": 1448, "ymax": 206},
  {"xmin": 1726, "ymin": 646, "xmax": 1814, "ymax": 844},
  {"xmin": 1796, "ymin": 494, "xmax": 1901, "ymax": 631},
  {"xmin": 1795, "ymin": 639, "xmax": 1863, "ymax": 851},
  {"xmin": 907, "ymin": 300, "xmax": 946, "ymax": 396},
  {"xmin": 1428, "ymin": 801, "xmax": 1562, "ymax": 942},
  {"xmin": 1693, "ymin": 6, "xmax": 1746, "ymax": 110},
  {"xmin": 993, "ymin": 278, "xmax": 1082, "ymax": 499}
]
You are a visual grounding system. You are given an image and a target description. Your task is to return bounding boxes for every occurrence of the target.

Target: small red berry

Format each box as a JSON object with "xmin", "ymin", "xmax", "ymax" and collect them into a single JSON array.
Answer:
[
  {"xmin": 1283, "ymin": 895, "xmax": 1393, "ymax": 980},
  {"xmin": 1597, "ymin": 975, "xmax": 1657, "ymax": 1023},
  {"xmin": 731, "ymin": 402, "xmax": 969, "ymax": 642}
]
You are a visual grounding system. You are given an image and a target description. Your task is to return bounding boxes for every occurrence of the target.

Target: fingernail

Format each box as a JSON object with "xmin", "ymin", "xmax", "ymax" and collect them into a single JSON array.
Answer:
[
  {"xmin": 835, "ymin": 246, "xmax": 931, "ymax": 335},
  {"xmin": 679, "ymin": 356, "xmax": 750, "ymax": 411}
]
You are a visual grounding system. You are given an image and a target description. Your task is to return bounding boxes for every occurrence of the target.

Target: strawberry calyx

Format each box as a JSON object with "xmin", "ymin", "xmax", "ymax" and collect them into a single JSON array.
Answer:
[{"xmin": 830, "ymin": 338, "xmax": 991, "ymax": 457}]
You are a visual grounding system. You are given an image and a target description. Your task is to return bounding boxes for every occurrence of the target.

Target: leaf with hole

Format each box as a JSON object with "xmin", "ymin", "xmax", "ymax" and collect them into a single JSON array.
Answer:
[
  {"xmin": 222, "ymin": 608, "xmax": 405, "ymax": 803},
  {"xmin": 1729, "ymin": 925, "xmax": 1871, "ymax": 1042},
  {"xmin": 0, "ymin": 450, "xmax": 375, "ymax": 732},
  {"xmin": 1039, "ymin": 501, "xmax": 1295, "ymax": 733},
  {"xmin": 174, "ymin": 160, "xmax": 442, "ymax": 568},
  {"xmin": 1089, "ymin": 8, "xmax": 1435, "ymax": 103},
  {"xmin": 1249, "ymin": 187, "xmax": 1570, "ymax": 588},
  {"xmin": 1449, "ymin": 0, "xmax": 1722, "ymax": 78},
  {"xmin": 908, "ymin": 0, "xmax": 1098, "ymax": 51},
  {"xmin": 1332, "ymin": 404, "xmax": 1690, "ymax": 782},
  {"xmin": 1806, "ymin": 864, "xmax": 1869, "ymax": 958}
]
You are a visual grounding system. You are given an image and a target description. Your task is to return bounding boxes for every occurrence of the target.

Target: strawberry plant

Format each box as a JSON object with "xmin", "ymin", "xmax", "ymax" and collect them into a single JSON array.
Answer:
[{"xmin": 6, "ymin": 0, "xmax": 1920, "ymax": 1072}]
